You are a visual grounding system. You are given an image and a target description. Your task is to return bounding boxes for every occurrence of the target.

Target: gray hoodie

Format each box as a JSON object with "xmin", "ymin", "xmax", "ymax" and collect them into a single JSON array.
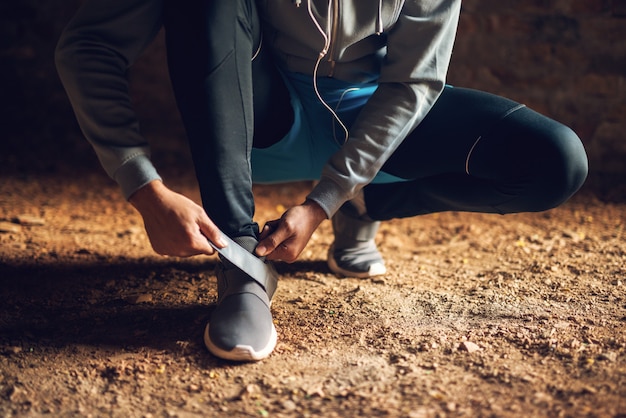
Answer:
[{"xmin": 56, "ymin": 0, "xmax": 461, "ymax": 218}]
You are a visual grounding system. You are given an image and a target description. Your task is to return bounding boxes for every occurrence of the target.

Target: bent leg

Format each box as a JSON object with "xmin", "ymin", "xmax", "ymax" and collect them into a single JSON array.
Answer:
[
  {"xmin": 163, "ymin": 0, "xmax": 291, "ymax": 238},
  {"xmin": 163, "ymin": 0, "xmax": 293, "ymax": 362},
  {"xmin": 366, "ymin": 87, "xmax": 588, "ymax": 220}
]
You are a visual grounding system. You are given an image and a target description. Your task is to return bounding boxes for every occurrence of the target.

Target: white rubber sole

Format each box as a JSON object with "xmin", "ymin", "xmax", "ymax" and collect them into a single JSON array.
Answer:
[
  {"xmin": 204, "ymin": 322, "xmax": 277, "ymax": 362},
  {"xmin": 327, "ymin": 249, "xmax": 387, "ymax": 279}
]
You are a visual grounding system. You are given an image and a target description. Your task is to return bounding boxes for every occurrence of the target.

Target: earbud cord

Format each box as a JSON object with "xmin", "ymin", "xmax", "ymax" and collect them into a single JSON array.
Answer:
[{"xmin": 307, "ymin": 0, "xmax": 350, "ymax": 144}]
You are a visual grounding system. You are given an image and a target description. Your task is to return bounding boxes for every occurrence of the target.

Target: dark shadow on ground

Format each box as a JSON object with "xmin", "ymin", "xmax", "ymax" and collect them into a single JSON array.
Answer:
[
  {"xmin": 0, "ymin": 257, "xmax": 330, "ymax": 354},
  {"xmin": 0, "ymin": 259, "xmax": 212, "ymax": 350}
]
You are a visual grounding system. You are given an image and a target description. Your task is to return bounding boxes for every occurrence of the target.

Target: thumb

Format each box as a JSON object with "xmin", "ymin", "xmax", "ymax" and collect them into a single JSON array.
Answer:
[
  {"xmin": 255, "ymin": 221, "xmax": 287, "ymax": 257},
  {"xmin": 259, "ymin": 219, "xmax": 280, "ymax": 241}
]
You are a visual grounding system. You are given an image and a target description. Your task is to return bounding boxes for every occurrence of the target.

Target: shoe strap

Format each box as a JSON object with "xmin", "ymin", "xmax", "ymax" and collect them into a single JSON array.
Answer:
[
  {"xmin": 217, "ymin": 270, "xmax": 274, "ymax": 306},
  {"xmin": 209, "ymin": 234, "xmax": 278, "ymax": 298}
]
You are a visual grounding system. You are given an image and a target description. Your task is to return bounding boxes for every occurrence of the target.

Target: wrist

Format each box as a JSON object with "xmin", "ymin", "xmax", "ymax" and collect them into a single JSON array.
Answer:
[
  {"xmin": 128, "ymin": 180, "xmax": 166, "ymax": 211},
  {"xmin": 303, "ymin": 198, "xmax": 328, "ymax": 222}
]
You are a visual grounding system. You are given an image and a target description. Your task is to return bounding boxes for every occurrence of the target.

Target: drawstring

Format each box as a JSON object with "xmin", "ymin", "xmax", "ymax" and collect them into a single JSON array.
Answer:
[
  {"xmin": 376, "ymin": 0, "xmax": 383, "ymax": 35},
  {"xmin": 307, "ymin": 0, "xmax": 331, "ymax": 57}
]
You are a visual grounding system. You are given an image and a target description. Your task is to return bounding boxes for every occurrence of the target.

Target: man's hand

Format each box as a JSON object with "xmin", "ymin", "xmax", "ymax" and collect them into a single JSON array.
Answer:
[
  {"xmin": 129, "ymin": 180, "xmax": 226, "ymax": 257},
  {"xmin": 255, "ymin": 200, "xmax": 327, "ymax": 263}
]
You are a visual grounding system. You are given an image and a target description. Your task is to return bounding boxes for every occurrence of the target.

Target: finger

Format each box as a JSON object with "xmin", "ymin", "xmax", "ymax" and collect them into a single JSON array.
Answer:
[
  {"xmin": 259, "ymin": 224, "xmax": 271, "ymax": 240},
  {"xmin": 175, "ymin": 228, "xmax": 214, "ymax": 257},
  {"xmin": 264, "ymin": 234, "xmax": 306, "ymax": 263},
  {"xmin": 192, "ymin": 235, "xmax": 216, "ymax": 256},
  {"xmin": 156, "ymin": 241, "xmax": 204, "ymax": 258},
  {"xmin": 264, "ymin": 242, "xmax": 295, "ymax": 263},
  {"xmin": 255, "ymin": 222, "xmax": 289, "ymax": 257},
  {"xmin": 259, "ymin": 220, "xmax": 279, "ymax": 241},
  {"xmin": 198, "ymin": 216, "xmax": 227, "ymax": 253}
]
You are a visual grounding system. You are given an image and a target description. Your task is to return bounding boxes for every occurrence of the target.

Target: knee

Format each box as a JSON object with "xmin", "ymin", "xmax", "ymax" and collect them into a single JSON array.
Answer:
[
  {"xmin": 535, "ymin": 124, "xmax": 588, "ymax": 210},
  {"xmin": 560, "ymin": 125, "xmax": 588, "ymax": 192}
]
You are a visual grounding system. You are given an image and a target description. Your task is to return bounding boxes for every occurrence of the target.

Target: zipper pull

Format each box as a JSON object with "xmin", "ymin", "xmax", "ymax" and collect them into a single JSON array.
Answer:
[{"xmin": 294, "ymin": 0, "xmax": 302, "ymax": 7}]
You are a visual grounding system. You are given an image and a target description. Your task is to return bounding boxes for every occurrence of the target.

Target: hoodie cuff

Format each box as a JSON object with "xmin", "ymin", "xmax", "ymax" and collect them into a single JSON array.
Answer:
[
  {"xmin": 114, "ymin": 154, "xmax": 162, "ymax": 200},
  {"xmin": 306, "ymin": 178, "xmax": 349, "ymax": 219}
]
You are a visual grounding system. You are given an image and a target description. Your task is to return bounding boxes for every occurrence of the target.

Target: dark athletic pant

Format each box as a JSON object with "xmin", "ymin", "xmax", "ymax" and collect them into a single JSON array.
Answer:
[{"xmin": 163, "ymin": 0, "xmax": 588, "ymax": 238}]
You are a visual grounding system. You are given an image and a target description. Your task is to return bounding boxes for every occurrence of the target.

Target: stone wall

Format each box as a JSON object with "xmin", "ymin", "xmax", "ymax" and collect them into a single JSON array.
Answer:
[{"xmin": 1, "ymin": 1, "xmax": 624, "ymax": 192}]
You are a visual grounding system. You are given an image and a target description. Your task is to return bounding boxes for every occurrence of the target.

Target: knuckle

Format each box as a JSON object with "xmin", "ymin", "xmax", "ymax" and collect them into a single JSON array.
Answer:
[
  {"xmin": 268, "ymin": 236, "xmax": 281, "ymax": 248},
  {"xmin": 282, "ymin": 221, "xmax": 296, "ymax": 234}
]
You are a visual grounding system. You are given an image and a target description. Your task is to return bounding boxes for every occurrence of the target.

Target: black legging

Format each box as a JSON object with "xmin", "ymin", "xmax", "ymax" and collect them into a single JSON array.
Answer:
[
  {"xmin": 365, "ymin": 86, "xmax": 588, "ymax": 219},
  {"xmin": 164, "ymin": 0, "xmax": 292, "ymax": 238},
  {"xmin": 163, "ymin": 0, "xmax": 588, "ymax": 236}
]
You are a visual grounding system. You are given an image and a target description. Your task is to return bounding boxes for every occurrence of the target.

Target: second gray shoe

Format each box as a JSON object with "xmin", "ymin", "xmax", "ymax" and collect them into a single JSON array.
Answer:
[{"xmin": 327, "ymin": 204, "xmax": 387, "ymax": 279}]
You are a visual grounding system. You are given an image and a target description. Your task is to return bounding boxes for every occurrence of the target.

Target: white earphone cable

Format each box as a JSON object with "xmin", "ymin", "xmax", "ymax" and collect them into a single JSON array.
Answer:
[{"xmin": 306, "ymin": 0, "xmax": 350, "ymax": 144}]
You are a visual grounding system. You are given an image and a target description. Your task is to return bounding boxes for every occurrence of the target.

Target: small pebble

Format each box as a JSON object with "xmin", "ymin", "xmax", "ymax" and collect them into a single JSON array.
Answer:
[
  {"xmin": 14, "ymin": 215, "xmax": 45, "ymax": 226},
  {"xmin": 126, "ymin": 294, "xmax": 153, "ymax": 304},
  {"xmin": 281, "ymin": 400, "xmax": 297, "ymax": 411},
  {"xmin": 597, "ymin": 352, "xmax": 617, "ymax": 362},
  {"xmin": 461, "ymin": 341, "xmax": 481, "ymax": 353},
  {"xmin": 0, "ymin": 221, "xmax": 20, "ymax": 233}
]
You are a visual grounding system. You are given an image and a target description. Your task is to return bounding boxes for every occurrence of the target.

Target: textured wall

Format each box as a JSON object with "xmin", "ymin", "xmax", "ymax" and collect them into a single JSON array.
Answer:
[
  {"xmin": 448, "ymin": 0, "xmax": 626, "ymax": 184},
  {"xmin": 1, "ymin": 1, "xmax": 624, "ymax": 192}
]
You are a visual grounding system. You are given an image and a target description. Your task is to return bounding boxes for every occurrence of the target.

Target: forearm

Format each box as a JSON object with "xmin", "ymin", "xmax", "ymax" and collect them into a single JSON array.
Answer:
[
  {"xmin": 307, "ymin": 0, "xmax": 461, "ymax": 218},
  {"xmin": 55, "ymin": 0, "xmax": 164, "ymax": 198},
  {"xmin": 307, "ymin": 82, "xmax": 443, "ymax": 218}
]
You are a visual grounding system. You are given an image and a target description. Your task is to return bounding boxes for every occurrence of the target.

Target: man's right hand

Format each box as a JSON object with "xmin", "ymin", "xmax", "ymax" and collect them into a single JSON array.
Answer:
[{"xmin": 129, "ymin": 180, "xmax": 227, "ymax": 257}]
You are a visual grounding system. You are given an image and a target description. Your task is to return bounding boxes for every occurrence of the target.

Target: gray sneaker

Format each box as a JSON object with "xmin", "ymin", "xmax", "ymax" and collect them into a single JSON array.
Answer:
[
  {"xmin": 327, "ymin": 204, "xmax": 387, "ymax": 278},
  {"xmin": 204, "ymin": 236, "xmax": 278, "ymax": 361}
]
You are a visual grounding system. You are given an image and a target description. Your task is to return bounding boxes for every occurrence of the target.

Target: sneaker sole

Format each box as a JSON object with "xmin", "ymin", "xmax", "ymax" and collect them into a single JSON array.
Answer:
[
  {"xmin": 204, "ymin": 322, "xmax": 277, "ymax": 362},
  {"xmin": 327, "ymin": 250, "xmax": 387, "ymax": 279}
]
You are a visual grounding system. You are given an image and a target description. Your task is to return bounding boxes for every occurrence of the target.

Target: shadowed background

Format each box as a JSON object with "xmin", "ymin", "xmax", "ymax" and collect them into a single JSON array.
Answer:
[{"xmin": 1, "ymin": 0, "xmax": 624, "ymax": 199}]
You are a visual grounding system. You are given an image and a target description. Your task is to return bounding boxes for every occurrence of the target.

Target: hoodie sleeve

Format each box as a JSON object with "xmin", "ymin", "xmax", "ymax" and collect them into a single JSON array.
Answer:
[
  {"xmin": 55, "ymin": 0, "xmax": 164, "ymax": 199},
  {"xmin": 306, "ymin": 0, "xmax": 461, "ymax": 217}
]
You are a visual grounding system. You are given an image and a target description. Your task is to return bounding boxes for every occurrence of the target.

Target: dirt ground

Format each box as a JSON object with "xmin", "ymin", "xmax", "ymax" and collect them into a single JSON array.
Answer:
[{"xmin": 1, "ymin": 164, "xmax": 625, "ymax": 417}]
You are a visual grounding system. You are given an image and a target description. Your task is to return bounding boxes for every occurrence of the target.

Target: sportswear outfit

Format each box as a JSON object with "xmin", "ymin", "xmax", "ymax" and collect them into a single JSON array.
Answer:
[{"xmin": 56, "ymin": 0, "xmax": 588, "ymax": 361}]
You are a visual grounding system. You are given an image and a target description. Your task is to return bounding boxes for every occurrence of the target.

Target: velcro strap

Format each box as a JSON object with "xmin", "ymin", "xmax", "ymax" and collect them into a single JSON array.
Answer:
[{"xmin": 209, "ymin": 234, "xmax": 278, "ymax": 292}]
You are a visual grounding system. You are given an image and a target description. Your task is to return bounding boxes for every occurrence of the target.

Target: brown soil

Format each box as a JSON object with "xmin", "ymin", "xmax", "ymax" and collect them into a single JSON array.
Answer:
[{"xmin": 1, "ymin": 168, "xmax": 625, "ymax": 417}]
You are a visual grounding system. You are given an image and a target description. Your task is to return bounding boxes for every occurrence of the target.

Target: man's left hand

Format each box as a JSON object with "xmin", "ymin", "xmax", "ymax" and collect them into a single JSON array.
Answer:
[{"xmin": 255, "ymin": 200, "xmax": 327, "ymax": 263}]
